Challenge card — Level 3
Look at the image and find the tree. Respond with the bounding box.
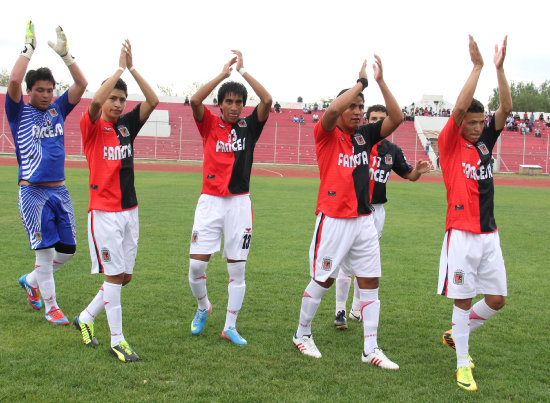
[157,84,178,97]
[0,68,10,86]
[489,80,550,112]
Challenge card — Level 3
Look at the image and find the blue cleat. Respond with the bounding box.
[19,274,42,310]
[221,327,248,345]
[191,304,212,335]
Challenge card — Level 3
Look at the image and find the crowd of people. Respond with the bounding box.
[8,21,513,393]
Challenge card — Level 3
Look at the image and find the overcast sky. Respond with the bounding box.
[1,0,548,107]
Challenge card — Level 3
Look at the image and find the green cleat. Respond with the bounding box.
[73,316,99,347]
[110,340,140,363]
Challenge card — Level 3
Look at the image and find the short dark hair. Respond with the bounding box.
[337,88,365,103]
[467,98,484,113]
[218,81,247,106]
[25,67,55,90]
[101,78,128,97]
[366,104,387,120]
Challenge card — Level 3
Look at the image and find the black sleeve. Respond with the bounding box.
[246,106,267,141]
[482,114,503,152]
[118,104,145,141]
[391,143,414,178]
[356,119,383,150]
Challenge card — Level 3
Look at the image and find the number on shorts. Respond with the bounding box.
[242,233,252,249]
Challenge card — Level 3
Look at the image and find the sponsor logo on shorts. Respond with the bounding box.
[192,231,199,243]
[384,154,393,165]
[34,231,42,242]
[238,120,247,127]
[328,191,336,196]
[455,204,464,210]
[354,134,365,145]
[207,174,215,179]
[477,142,489,155]
[119,126,130,137]
[322,257,332,271]
[101,248,111,263]
[453,270,464,285]
[48,109,58,117]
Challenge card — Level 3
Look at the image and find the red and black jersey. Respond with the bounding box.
[438,114,501,233]
[80,105,144,212]
[195,106,266,196]
[314,120,382,218]
[369,139,413,204]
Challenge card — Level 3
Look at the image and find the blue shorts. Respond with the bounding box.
[18,185,76,250]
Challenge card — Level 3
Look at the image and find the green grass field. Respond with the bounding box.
[0,165,549,402]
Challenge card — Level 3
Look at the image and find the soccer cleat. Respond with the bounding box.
[293,334,322,358]
[362,347,399,370]
[221,327,248,345]
[334,310,348,329]
[191,304,212,335]
[349,309,361,321]
[72,316,99,347]
[19,274,42,310]
[456,366,477,391]
[443,330,475,368]
[44,307,69,325]
[110,340,140,363]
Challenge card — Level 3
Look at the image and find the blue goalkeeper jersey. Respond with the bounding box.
[6,90,76,183]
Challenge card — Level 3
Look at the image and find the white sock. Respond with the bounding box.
[26,270,38,288]
[225,261,246,330]
[469,298,498,332]
[35,248,57,312]
[296,280,329,337]
[352,277,361,311]
[188,259,210,310]
[103,282,124,347]
[80,285,105,323]
[335,273,351,314]
[452,305,471,368]
[360,288,380,354]
[52,251,74,273]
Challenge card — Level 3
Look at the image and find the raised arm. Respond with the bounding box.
[453,35,484,127]
[88,45,127,122]
[48,26,87,105]
[232,50,272,122]
[374,54,404,138]
[123,40,159,123]
[404,160,431,181]
[493,36,512,130]
[8,21,35,103]
[321,60,368,132]
[190,57,236,122]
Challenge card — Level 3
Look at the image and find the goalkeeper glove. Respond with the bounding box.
[21,20,36,60]
[48,26,75,66]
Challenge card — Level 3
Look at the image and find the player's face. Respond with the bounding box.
[27,80,54,111]
[220,93,244,124]
[339,96,364,132]
[102,89,127,122]
[367,111,387,124]
[460,112,485,143]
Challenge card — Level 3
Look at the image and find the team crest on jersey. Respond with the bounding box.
[101,248,111,263]
[453,270,464,285]
[477,142,489,155]
[48,109,58,117]
[384,154,393,165]
[119,126,130,137]
[34,231,42,242]
[192,231,199,243]
[322,257,332,271]
[354,134,366,145]
[238,120,247,128]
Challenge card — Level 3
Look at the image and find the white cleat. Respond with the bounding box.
[362,347,399,370]
[293,334,322,358]
[349,310,361,321]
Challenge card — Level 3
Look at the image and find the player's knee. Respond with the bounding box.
[486,295,506,311]
[227,262,246,285]
[122,273,133,286]
[54,243,76,255]
[189,258,208,278]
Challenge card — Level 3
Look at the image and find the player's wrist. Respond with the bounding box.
[61,52,75,66]
[357,77,368,90]
[21,44,34,60]
[238,67,246,76]
[129,66,135,72]
[118,66,125,72]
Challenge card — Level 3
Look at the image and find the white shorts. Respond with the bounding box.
[437,229,507,299]
[189,194,253,260]
[371,204,386,240]
[88,208,139,276]
[309,213,381,282]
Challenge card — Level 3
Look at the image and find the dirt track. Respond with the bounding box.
[1,157,548,188]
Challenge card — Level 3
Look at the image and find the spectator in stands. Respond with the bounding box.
[314,102,318,111]
[292,115,299,123]
[299,115,305,124]
[274,101,281,113]
[184,96,190,106]
[534,128,541,137]
[529,112,534,123]
[547,116,550,127]
[538,113,544,121]
[312,113,319,123]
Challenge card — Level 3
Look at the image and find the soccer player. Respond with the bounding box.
[293,56,403,369]
[188,50,272,345]
[334,104,431,329]
[73,40,159,362]
[437,36,511,391]
[8,21,87,324]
